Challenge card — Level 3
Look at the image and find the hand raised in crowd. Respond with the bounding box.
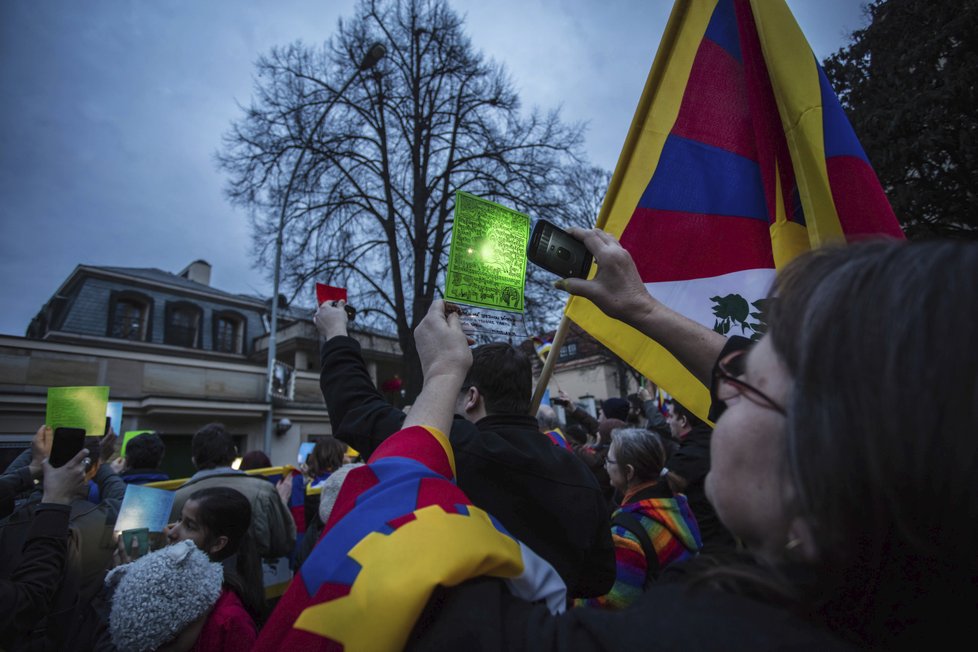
[40,447,90,505]
[110,457,127,474]
[27,425,53,480]
[555,228,658,323]
[414,300,472,382]
[314,300,351,341]
[403,300,473,435]
[99,429,118,464]
[552,389,572,408]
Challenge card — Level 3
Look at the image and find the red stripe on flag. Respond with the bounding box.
[673,39,754,160]
[826,157,905,240]
[620,207,775,282]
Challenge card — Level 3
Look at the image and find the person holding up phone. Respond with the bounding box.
[0,446,89,648]
[0,425,126,650]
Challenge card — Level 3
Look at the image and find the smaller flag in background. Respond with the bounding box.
[533,336,552,364]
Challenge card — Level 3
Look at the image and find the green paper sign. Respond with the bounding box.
[445,192,529,313]
[121,430,154,457]
[46,386,110,435]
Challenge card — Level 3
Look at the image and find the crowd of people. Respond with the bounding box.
[1,229,975,650]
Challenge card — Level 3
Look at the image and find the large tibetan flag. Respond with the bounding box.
[566,0,903,421]
[253,424,566,652]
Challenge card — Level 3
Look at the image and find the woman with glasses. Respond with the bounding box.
[574,427,701,610]
[411,231,977,651]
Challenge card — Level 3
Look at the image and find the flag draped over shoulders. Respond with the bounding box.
[565,0,903,422]
[254,425,566,652]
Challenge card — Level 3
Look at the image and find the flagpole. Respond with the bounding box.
[529,314,572,414]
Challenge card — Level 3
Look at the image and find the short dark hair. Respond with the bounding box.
[565,424,588,447]
[125,432,165,469]
[238,450,271,470]
[671,400,707,430]
[307,437,347,476]
[462,342,532,415]
[186,486,252,561]
[601,397,630,421]
[192,423,237,470]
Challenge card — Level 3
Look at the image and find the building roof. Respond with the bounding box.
[93,266,264,305]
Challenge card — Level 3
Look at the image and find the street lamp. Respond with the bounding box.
[263,42,386,455]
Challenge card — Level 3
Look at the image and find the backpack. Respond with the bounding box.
[612,510,660,589]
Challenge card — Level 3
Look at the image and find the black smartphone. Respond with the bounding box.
[50,427,86,468]
[527,219,593,278]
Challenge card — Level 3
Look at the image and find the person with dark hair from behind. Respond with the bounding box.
[165,486,264,636]
[239,449,272,471]
[116,431,169,484]
[663,399,737,551]
[315,303,615,599]
[575,427,701,610]
[0,442,89,648]
[170,423,296,565]
[301,436,347,535]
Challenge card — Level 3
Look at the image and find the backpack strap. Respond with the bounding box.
[612,510,660,589]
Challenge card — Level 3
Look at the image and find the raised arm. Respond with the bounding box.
[403,300,472,435]
[557,228,727,388]
[315,299,408,457]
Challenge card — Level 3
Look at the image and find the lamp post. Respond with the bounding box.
[263,42,386,455]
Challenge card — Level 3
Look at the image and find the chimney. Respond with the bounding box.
[179,260,212,286]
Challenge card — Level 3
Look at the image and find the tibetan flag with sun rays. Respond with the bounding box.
[253,425,566,652]
[566,0,903,422]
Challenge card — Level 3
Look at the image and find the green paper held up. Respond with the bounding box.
[46,386,110,435]
[445,191,529,313]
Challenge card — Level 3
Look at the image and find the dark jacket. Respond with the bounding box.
[0,463,124,651]
[666,425,736,551]
[320,335,615,598]
[0,504,71,648]
[407,576,858,652]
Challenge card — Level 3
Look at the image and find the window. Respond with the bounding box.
[558,342,579,361]
[213,311,246,354]
[108,292,152,341]
[164,302,202,348]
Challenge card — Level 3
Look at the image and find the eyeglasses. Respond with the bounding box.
[714,349,787,416]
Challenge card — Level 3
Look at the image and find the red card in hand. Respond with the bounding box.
[316,283,347,306]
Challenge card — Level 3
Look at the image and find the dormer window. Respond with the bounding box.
[213,311,246,354]
[108,292,152,341]
[164,302,202,348]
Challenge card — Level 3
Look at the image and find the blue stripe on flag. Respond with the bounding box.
[818,61,869,163]
[638,135,769,222]
[705,0,741,62]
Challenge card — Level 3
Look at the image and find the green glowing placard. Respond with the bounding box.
[445,192,529,312]
[45,386,110,435]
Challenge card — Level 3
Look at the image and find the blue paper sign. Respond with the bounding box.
[115,484,176,533]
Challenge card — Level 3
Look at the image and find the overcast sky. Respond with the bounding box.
[0,0,869,336]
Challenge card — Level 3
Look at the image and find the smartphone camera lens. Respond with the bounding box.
[556,246,572,261]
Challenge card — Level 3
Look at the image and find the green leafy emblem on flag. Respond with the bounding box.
[710,294,771,341]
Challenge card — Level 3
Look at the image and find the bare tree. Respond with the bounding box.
[219,0,586,398]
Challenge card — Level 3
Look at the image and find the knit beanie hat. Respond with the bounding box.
[105,540,223,652]
[601,397,630,421]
